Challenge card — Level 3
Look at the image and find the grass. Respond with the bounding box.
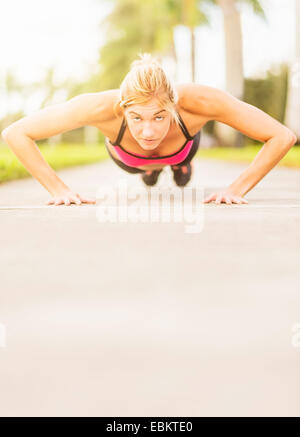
[0,142,108,183]
[0,140,299,184]
[196,142,300,168]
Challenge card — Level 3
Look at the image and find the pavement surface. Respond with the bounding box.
[0,157,300,417]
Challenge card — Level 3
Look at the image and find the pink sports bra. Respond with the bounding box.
[107,111,195,167]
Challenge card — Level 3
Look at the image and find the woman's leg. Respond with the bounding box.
[141,168,163,186]
[170,130,201,185]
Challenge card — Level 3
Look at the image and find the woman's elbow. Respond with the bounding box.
[286,130,297,146]
[277,129,298,149]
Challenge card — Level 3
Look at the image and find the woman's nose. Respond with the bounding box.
[142,125,155,138]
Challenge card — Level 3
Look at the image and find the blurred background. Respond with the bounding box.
[0,0,299,182]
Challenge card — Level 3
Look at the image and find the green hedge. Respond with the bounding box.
[1,139,299,186]
[196,142,300,168]
[0,143,108,183]
[203,63,289,142]
[243,63,289,125]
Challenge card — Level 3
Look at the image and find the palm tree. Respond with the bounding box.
[285,0,300,142]
[215,0,265,98]
[96,0,181,90]
[96,0,267,147]
[211,0,266,147]
[96,0,210,88]
[180,0,209,82]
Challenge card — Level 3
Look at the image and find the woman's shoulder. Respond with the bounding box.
[76,89,122,134]
[176,82,223,117]
[88,83,220,122]
[87,84,217,136]
[86,89,121,122]
[174,83,217,134]
[89,83,221,117]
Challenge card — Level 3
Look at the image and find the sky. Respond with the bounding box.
[0,0,296,117]
[0,0,112,85]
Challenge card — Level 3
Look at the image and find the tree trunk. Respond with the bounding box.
[284,0,300,141]
[191,27,196,83]
[214,0,244,147]
[84,126,99,145]
[48,134,62,147]
[170,38,177,65]
[162,38,178,82]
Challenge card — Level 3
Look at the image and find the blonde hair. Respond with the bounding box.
[114,53,180,126]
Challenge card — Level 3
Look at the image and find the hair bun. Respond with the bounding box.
[130,52,161,69]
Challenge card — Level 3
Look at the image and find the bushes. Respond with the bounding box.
[0,143,108,183]
[203,63,289,142]
[243,63,288,124]
[196,142,300,168]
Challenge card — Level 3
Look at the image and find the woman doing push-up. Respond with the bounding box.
[1,53,297,206]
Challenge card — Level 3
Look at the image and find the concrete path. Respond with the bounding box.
[0,157,300,417]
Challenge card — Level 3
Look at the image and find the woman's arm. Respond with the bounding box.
[1,91,117,205]
[182,84,297,204]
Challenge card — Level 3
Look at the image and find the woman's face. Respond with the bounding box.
[124,98,172,150]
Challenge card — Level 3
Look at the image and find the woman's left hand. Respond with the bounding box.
[203,190,248,205]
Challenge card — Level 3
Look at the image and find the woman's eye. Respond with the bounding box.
[132,116,164,121]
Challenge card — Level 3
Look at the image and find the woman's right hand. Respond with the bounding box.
[46,189,96,206]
